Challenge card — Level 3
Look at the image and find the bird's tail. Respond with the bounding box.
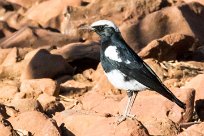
[172,94,186,109]
[158,84,186,109]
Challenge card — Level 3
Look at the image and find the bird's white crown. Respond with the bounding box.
[91,20,120,32]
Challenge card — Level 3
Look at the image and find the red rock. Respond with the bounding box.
[184,74,204,120]
[86,118,149,136]
[144,59,167,80]
[13,48,33,63]
[15,129,31,136]
[0,27,35,48]
[83,0,95,3]
[20,78,60,97]
[0,62,25,79]
[21,49,74,80]
[0,27,77,48]
[0,103,18,119]
[138,33,195,61]
[178,122,204,136]
[0,119,16,136]
[0,21,14,38]
[0,48,26,79]
[55,75,72,84]
[25,0,82,26]
[37,93,64,115]
[2,10,31,30]
[0,85,18,102]
[168,88,195,123]
[119,88,195,135]
[195,99,204,120]
[26,0,63,25]
[120,2,204,52]
[51,41,100,61]
[168,68,184,79]
[6,0,41,8]
[5,106,18,118]
[120,91,167,120]
[141,118,180,136]
[8,98,42,112]
[82,68,95,81]
[36,79,59,96]
[0,104,9,118]
[75,0,165,43]
[65,0,82,7]
[184,74,204,101]
[3,0,165,46]
[192,46,204,61]
[54,109,149,136]
[8,111,61,136]
[0,49,12,65]
[183,0,204,6]
[60,78,93,97]
[13,92,26,99]
[23,49,41,60]
[164,78,181,88]
[80,91,120,115]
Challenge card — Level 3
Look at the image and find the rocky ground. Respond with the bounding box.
[0,0,204,135]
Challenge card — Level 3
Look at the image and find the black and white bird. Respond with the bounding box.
[83,20,186,123]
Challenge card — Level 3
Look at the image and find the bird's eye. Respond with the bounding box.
[98,25,104,30]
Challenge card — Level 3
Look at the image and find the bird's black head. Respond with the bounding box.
[90,20,120,38]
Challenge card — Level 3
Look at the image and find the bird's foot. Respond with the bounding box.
[116,114,136,125]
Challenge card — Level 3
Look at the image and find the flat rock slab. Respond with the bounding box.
[54,109,149,136]
[8,111,61,136]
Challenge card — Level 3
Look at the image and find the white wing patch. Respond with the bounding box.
[104,46,132,64]
[104,46,122,62]
[105,69,147,91]
[125,60,131,64]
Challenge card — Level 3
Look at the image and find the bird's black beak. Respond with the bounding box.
[79,25,94,31]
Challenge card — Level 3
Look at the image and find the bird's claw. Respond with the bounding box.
[116,114,136,124]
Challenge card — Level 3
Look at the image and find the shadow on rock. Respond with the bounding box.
[195,99,204,121]
[60,123,75,136]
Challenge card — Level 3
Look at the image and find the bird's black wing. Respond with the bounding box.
[110,35,166,91]
[110,35,185,109]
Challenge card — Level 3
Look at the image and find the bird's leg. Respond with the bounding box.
[117,91,138,124]
[126,91,137,118]
[124,91,134,116]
